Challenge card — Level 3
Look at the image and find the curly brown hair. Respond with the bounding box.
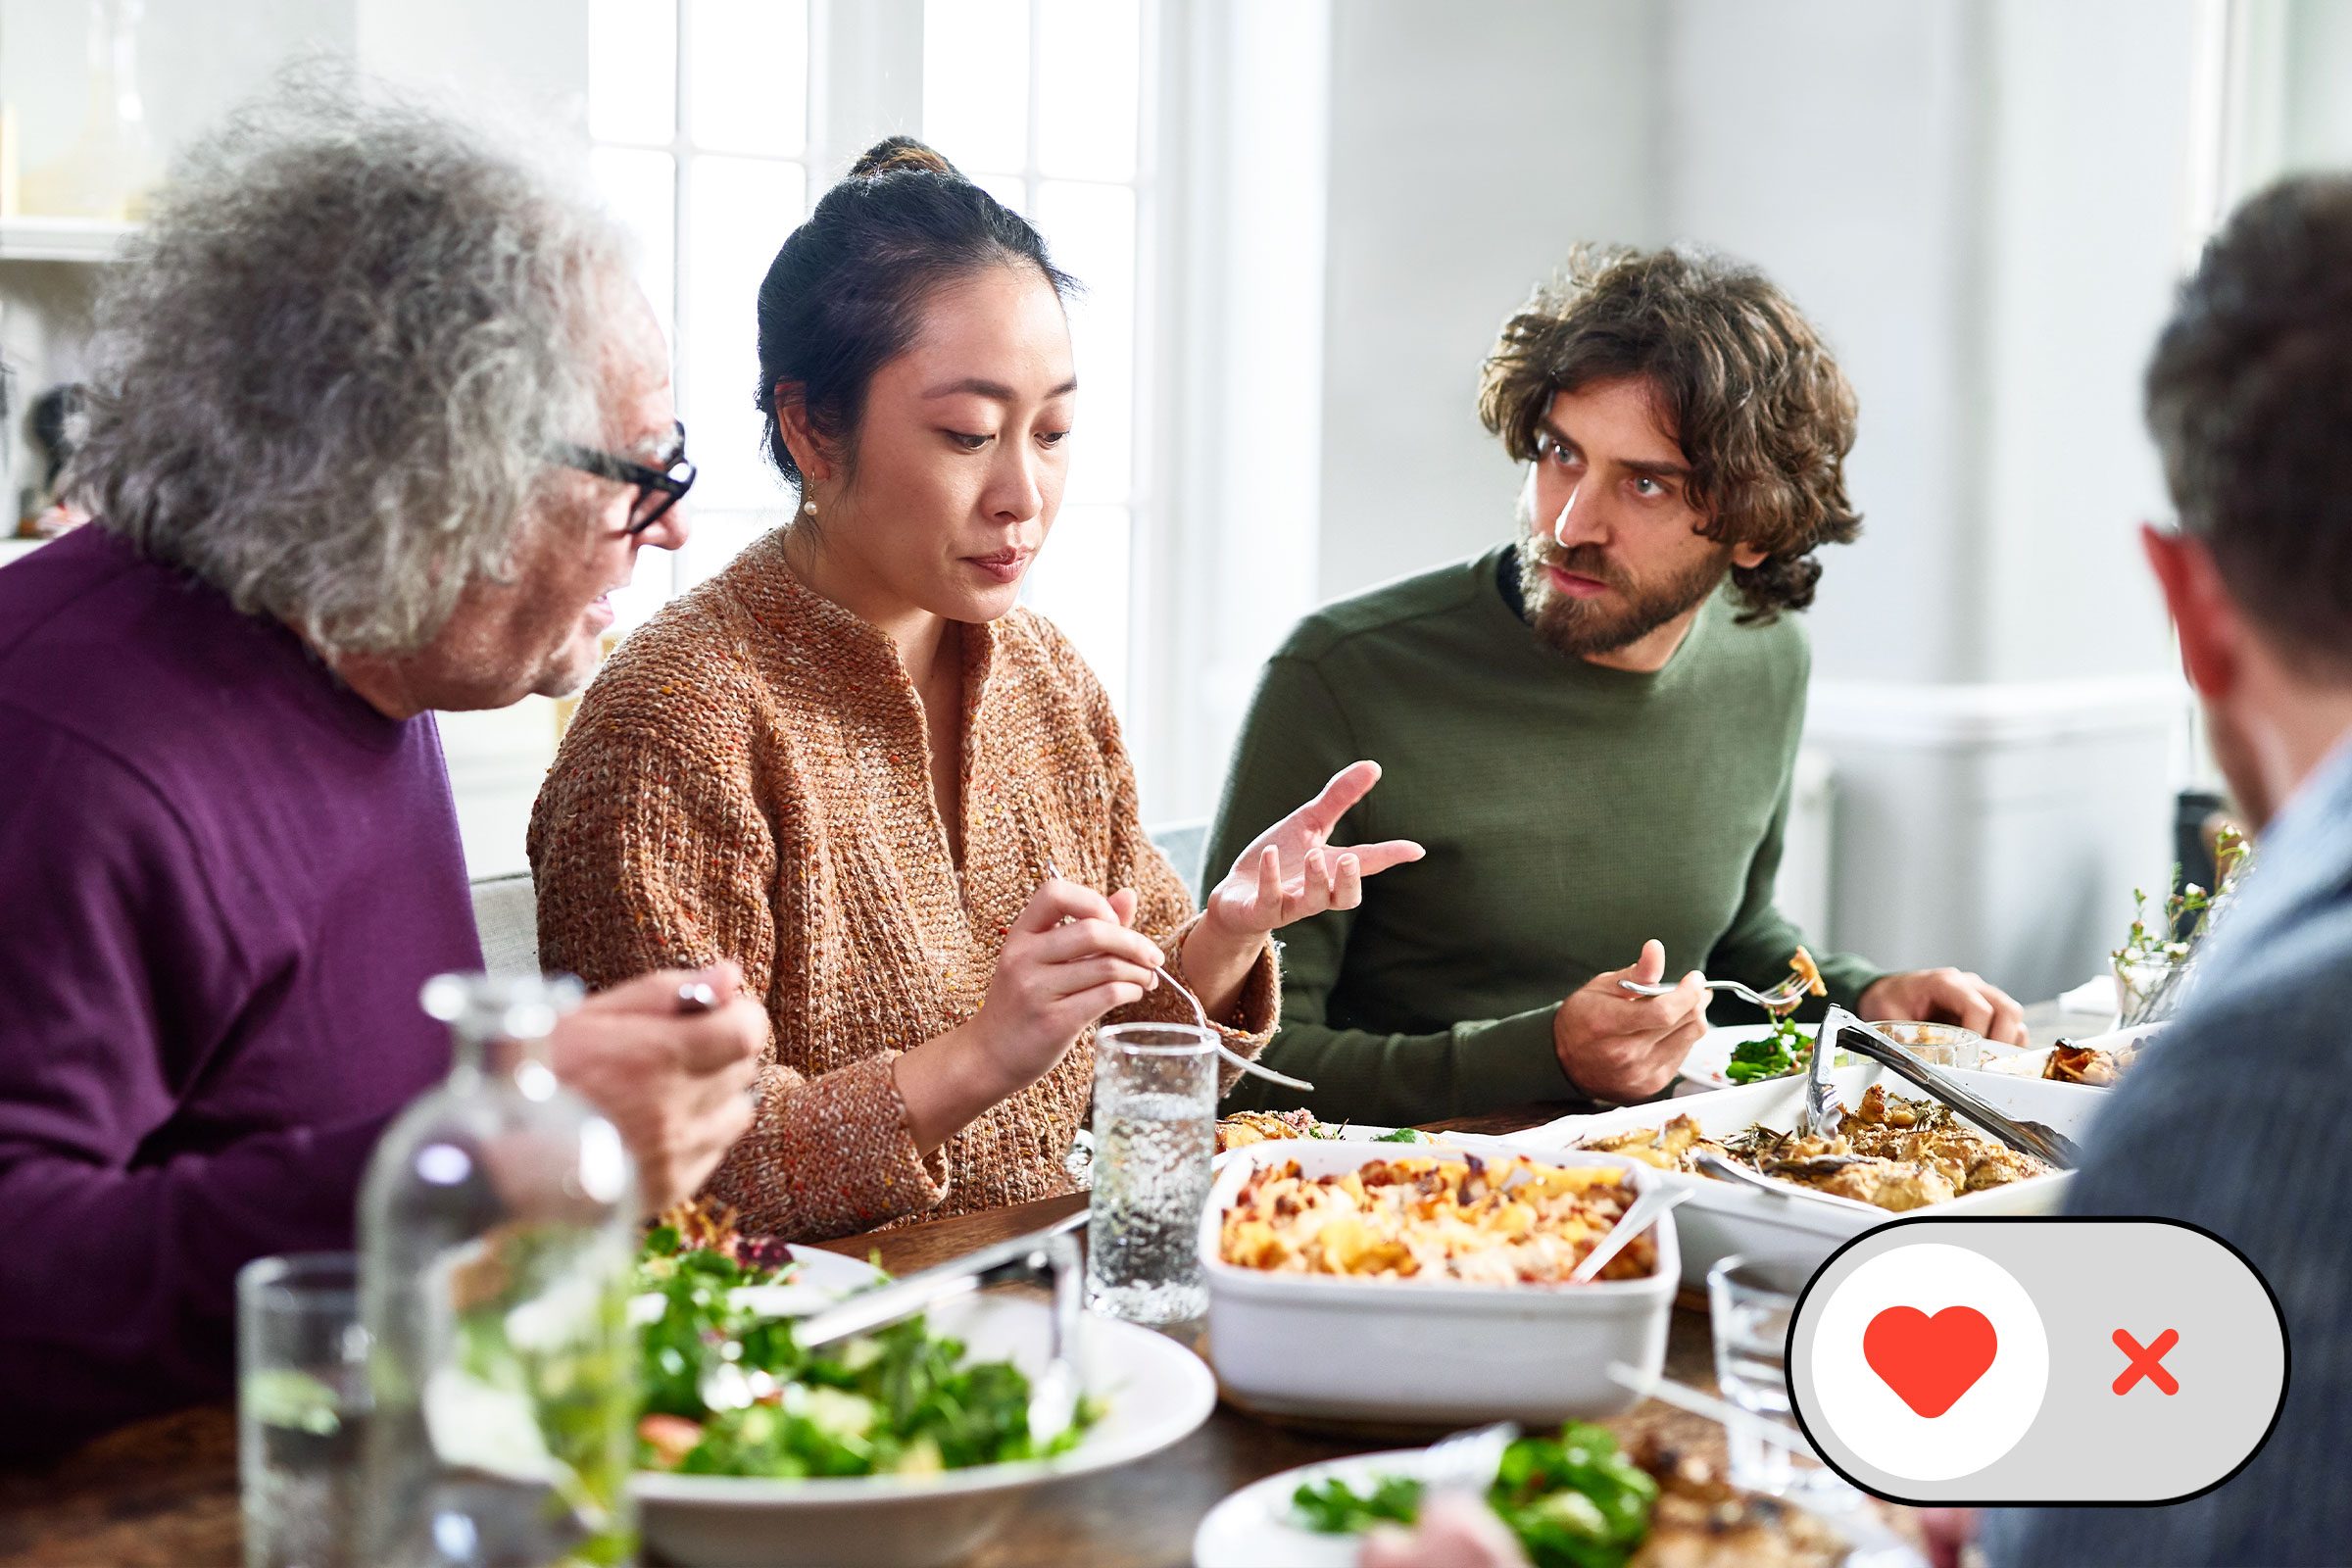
[1477,244,1861,622]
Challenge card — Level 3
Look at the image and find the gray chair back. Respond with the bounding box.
[1148,817,1211,904]
[469,871,542,980]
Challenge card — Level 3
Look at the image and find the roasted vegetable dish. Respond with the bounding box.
[1583,1086,2051,1212]
[2042,1039,2139,1086]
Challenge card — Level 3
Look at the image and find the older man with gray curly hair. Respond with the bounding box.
[0,83,764,1458]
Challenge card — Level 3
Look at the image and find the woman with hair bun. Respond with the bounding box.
[531,138,1419,1239]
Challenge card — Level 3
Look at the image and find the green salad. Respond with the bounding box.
[1293,1422,1660,1568]
[632,1218,1094,1479]
[1723,1013,1814,1084]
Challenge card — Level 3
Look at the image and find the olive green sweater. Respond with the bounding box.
[1206,545,1883,1125]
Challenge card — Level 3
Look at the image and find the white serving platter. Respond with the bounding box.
[1201,1141,1676,1424]
[1460,1063,2109,1289]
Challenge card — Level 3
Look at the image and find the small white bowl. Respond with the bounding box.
[633,1261,1215,1568]
[1200,1142,1676,1425]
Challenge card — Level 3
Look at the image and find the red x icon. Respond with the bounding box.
[2113,1328,2180,1396]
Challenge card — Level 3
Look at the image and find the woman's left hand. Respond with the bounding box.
[1201,760,1423,942]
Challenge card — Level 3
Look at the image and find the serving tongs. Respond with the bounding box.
[780,1210,1088,1440]
[1814,1005,2081,1168]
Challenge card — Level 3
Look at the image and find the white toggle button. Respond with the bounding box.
[1787,1217,2285,1504]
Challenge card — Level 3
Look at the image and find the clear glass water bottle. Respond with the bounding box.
[359,974,640,1566]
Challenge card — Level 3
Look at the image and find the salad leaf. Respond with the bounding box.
[1372,1126,1427,1144]
[631,1232,1094,1479]
[1293,1472,1426,1532]
[1724,1014,1812,1084]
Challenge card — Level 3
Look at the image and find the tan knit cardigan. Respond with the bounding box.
[528,530,1278,1240]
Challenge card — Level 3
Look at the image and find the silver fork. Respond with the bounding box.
[1042,858,1314,1094]
[1618,973,1811,1013]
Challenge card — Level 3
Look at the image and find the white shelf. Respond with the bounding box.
[0,218,137,264]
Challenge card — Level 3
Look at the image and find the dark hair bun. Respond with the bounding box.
[849,136,958,180]
[757,134,1071,491]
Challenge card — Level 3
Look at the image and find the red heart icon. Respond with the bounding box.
[1863,1305,1998,1418]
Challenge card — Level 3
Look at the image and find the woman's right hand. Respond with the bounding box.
[966,878,1164,1093]
[893,877,1167,1153]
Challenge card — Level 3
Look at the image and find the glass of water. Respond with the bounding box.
[1087,1022,1217,1325]
[1707,1252,1853,1510]
[238,1252,369,1568]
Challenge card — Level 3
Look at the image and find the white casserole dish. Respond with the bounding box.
[1464,1063,2107,1290]
[1200,1141,1676,1424]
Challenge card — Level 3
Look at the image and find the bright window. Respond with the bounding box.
[924,0,1151,715]
[588,0,812,627]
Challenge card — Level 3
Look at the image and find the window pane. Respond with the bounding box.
[688,0,808,156]
[1023,506,1132,714]
[676,510,776,590]
[682,156,806,512]
[1035,180,1135,505]
[590,0,678,146]
[609,545,677,635]
[590,147,678,345]
[976,172,1029,215]
[1035,0,1139,181]
[922,0,1029,175]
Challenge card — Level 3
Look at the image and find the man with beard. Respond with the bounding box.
[1206,245,2024,1122]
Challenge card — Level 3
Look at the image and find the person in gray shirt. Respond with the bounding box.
[1977,173,2352,1565]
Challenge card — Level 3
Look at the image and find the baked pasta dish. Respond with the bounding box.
[1218,1153,1655,1284]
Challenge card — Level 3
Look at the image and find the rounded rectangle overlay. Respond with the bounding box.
[1785,1216,2286,1506]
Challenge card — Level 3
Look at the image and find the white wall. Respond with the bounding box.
[1293,0,2210,1000]
[1313,0,1667,606]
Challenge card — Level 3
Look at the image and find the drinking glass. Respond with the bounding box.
[1707,1252,1854,1510]
[1087,1023,1217,1325]
[238,1252,369,1568]
[1871,1020,1984,1070]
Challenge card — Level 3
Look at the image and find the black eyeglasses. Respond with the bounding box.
[552,419,697,535]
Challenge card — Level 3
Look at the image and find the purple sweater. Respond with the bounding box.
[0,527,479,1458]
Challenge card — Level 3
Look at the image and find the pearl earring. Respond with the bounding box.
[803,499,818,517]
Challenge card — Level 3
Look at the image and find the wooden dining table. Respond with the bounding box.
[0,1098,1944,1568]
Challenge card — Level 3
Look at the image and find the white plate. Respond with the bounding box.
[633,1254,1218,1568]
[1487,1063,2104,1289]
[1211,1124,1432,1171]
[1192,1445,1926,1568]
[1676,1023,1850,1089]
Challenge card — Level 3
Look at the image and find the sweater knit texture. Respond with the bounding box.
[529,529,1277,1240]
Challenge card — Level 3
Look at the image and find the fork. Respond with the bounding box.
[1418,1421,1518,1496]
[1042,859,1314,1094]
[1618,973,1812,1013]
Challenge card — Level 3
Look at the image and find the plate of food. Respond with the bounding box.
[1215,1109,1429,1156]
[1193,1420,1921,1568]
[1979,1023,2160,1087]
[1492,1062,2094,1288]
[628,1210,1217,1568]
[1676,1016,1851,1089]
[1672,949,1838,1087]
[1202,1143,1675,1423]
